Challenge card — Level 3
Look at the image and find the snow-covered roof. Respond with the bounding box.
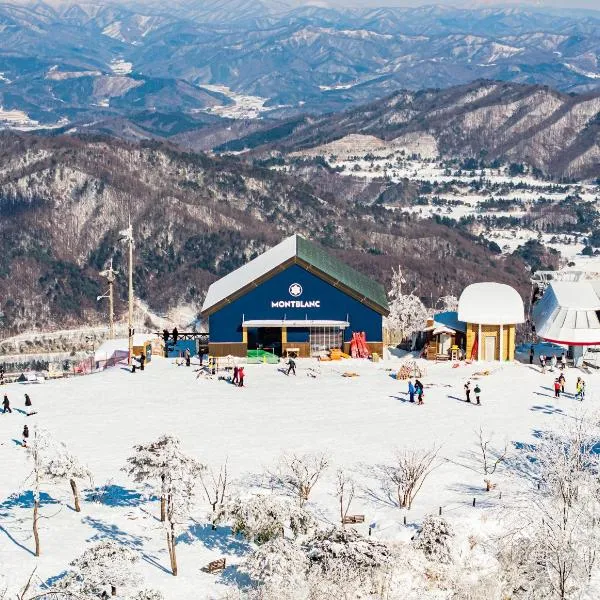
[201,234,389,316]
[458,283,525,325]
[532,281,600,345]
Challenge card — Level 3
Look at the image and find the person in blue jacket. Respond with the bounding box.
[408,379,416,403]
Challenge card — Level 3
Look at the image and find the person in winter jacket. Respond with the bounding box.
[560,352,567,370]
[184,348,191,367]
[529,346,535,365]
[22,425,29,447]
[286,358,296,376]
[139,352,146,371]
[474,384,481,405]
[232,366,239,385]
[539,354,546,374]
[172,327,179,345]
[554,378,561,398]
[408,379,415,403]
[415,379,424,404]
[551,355,557,372]
[464,380,471,403]
[238,366,245,387]
[558,373,566,394]
[2,394,11,413]
[24,393,32,407]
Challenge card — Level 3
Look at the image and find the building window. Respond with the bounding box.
[309,327,343,354]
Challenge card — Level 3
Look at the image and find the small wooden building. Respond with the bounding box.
[423,311,467,360]
[458,283,525,361]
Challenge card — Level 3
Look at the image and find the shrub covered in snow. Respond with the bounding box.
[413,514,455,564]
[219,494,316,544]
[243,537,309,587]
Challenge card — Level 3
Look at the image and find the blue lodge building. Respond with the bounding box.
[201,234,389,358]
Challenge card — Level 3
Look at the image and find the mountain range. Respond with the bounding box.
[0,1,598,126]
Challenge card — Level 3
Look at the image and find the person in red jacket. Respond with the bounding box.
[554,378,561,398]
[238,366,245,387]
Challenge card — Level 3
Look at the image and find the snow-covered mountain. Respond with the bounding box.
[0,1,598,125]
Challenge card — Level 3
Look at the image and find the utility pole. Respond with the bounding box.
[120,217,135,366]
[98,258,117,339]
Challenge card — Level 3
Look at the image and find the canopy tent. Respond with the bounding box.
[532,281,600,345]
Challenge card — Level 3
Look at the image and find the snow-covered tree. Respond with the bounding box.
[412,514,454,564]
[500,417,600,599]
[218,494,315,544]
[477,428,508,492]
[335,469,355,526]
[387,267,429,341]
[44,441,91,513]
[123,435,181,522]
[199,459,229,528]
[243,537,309,587]
[435,295,459,313]
[130,590,164,600]
[63,540,141,597]
[385,446,439,509]
[270,452,329,507]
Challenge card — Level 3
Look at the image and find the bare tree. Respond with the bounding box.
[385,446,439,509]
[199,459,229,529]
[477,428,508,491]
[271,452,329,507]
[336,470,355,525]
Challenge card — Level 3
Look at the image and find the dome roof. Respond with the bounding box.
[458,283,525,325]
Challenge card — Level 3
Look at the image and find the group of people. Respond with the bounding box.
[552,373,586,401]
[162,327,179,345]
[2,392,33,446]
[533,348,567,373]
[232,366,245,387]
[464,380,482,405]
[407,378,425,405]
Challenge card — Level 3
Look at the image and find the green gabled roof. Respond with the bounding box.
[296,236,389,315]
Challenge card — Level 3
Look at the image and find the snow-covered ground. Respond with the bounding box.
[196,85,284,120]
[1,352,597,597]
[110,59,134,76]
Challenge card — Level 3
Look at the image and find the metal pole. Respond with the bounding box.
[128,219,134,366]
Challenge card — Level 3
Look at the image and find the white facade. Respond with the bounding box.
[458,282,525,325]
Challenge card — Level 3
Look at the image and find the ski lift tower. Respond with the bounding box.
[120,218,135,366]
[98,258,118,339]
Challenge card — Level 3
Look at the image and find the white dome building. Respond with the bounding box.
[458,283,525,361]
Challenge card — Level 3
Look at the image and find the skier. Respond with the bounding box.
[24,393,32,407]
[286,357,296,376]
[172,327,179,346]
[539,354,546,374]
[232,366,239,385]
[474,383,481,405]
[415,379,424,404]
[2,394,11,413]
[558,373,565,394]
[553,378,561,398]
[22,425,29,448]
[550,354,557,372]
[238,366,245,387]
[464,380,471,403]
[184,348,191,367]
[408,378,415,403]
[529,345,535,365]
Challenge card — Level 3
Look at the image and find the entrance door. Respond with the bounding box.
[484,336,496,361]
[439,334,451,354]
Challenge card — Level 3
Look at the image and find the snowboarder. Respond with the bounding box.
[238,366,245,387]
[184,348,191,367]
[464,380,471,403]
[474,383,481,405]
[2,394,11,413]
[232,366,239,385]
[551,354,557,372]
[408,378,415,403]
[415,379,424,404]
[286,358,296,376]
[24,393,31,407]
[554,378,561,398]
[529,345,535,365]
[22,425,29,447]
[558,373,565,394]
[539,354,546,374]
[172,327,179,346]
